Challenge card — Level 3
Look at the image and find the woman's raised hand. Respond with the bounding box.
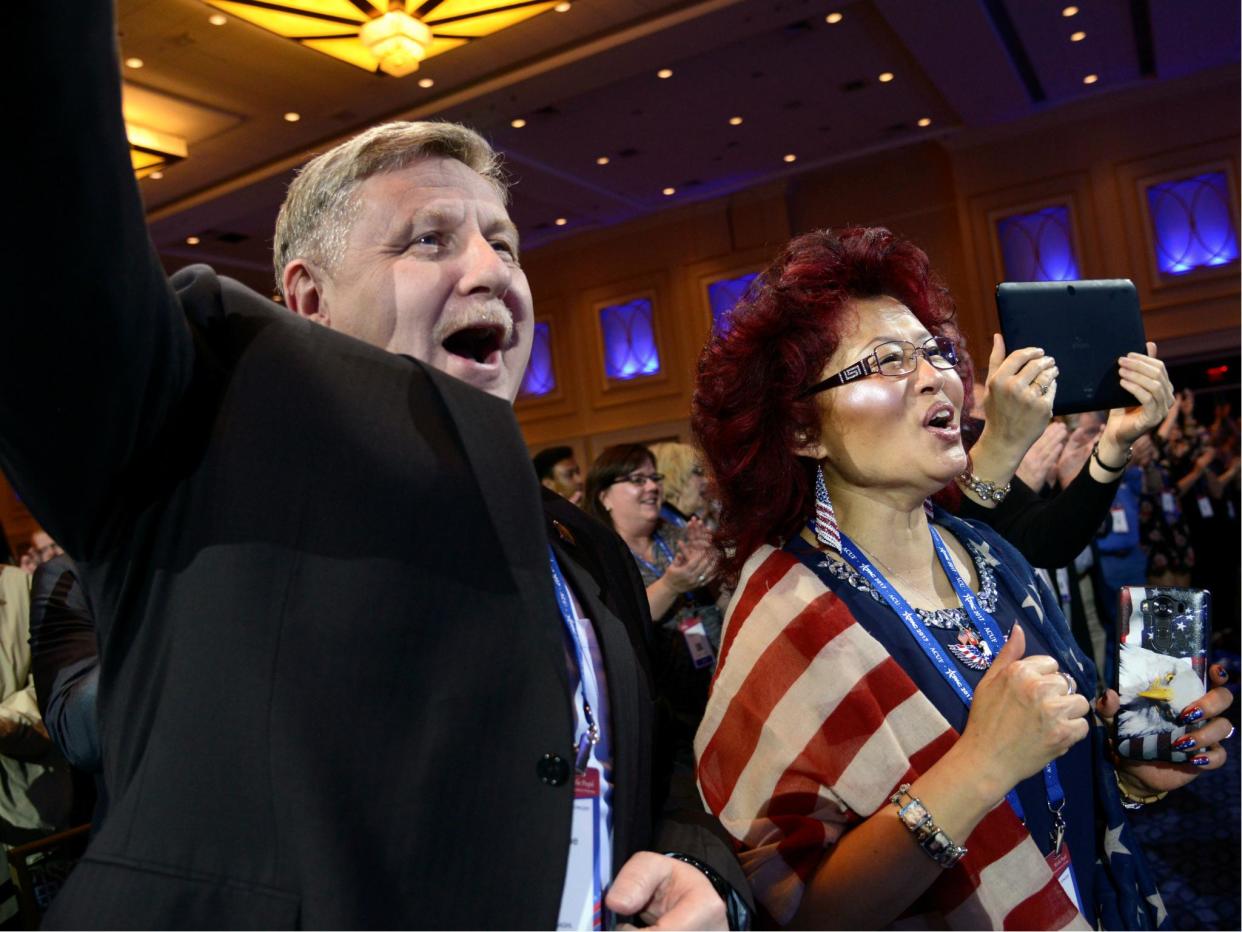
[1101,342,1175,453]
[953,625,1091,805]
[663,536,718,594]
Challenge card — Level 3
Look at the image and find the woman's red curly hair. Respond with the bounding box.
[692,226,974,582]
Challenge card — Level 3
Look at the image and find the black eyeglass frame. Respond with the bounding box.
[609,471,665,487]
[799,335,959,398]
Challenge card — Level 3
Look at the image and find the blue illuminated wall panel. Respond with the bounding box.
[707,273,758,333]
[1145,171,1239,275]
[518,321,555,397]
[600,298,661,380]
[995,205,1080,281]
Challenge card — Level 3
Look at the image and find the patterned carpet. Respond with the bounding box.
[1127,650,1240,931]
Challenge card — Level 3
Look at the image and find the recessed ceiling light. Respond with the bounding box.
[1083,73,1098,84]
[283,112,301,122]
[186,235,200,246]
[657,68,673,79]
[1062,5,1079,16]
[662,186,676,196]
[554,217,568,226]
[595,156,610,165]
[825,12,843,24]
[554,1,571,11]
[510,118,527,128]
[783,153,797,163]
[125,57,144,69]
[208,13,227,26]
[917,117,932,127]
[148,170,164,180]
[878,71,894,83]
[1070,30,1086,41]
[728,116,744,126]
[418,77,435,88]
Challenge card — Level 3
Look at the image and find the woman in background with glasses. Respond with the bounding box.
[691,227,1230,930]
[586,444,727,737]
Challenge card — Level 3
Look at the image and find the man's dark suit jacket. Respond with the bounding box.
[4,5,743,927]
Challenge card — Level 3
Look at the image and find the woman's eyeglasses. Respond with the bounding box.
[613,472,664,486]
[800,335,958,397]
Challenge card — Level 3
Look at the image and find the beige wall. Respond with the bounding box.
[517,67,1240,463]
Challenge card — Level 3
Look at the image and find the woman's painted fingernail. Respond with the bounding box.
[1192,755,1211,767]
[1180,707,1204,725]
[1213,664,1229,682]
[1173,735,1197,751]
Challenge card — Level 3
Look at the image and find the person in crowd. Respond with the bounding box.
[649,442,714,529]
[953,338,1174,572]
[533,445,585,506]
[692,227,1232,929]
[5,6,748,928]
[0,564,75,922]
[585,446,726,732]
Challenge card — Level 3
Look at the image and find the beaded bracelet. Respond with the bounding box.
[956,470,1011,504]
[1114,772,1168,810]
[890,784,967,868]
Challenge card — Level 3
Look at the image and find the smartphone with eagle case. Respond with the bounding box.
[1114,586,1210,761]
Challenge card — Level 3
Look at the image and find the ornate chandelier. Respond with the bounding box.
[205,0,562,78]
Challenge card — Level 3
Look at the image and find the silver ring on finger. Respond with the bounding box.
[1058,671,1076,695]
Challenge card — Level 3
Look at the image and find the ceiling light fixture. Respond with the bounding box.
[1061,5,1079,16]
[203,0,561,78]
[283,112,301,122]
[662,187,676,196]
[657,68,673,79]
[186,236,201,246]
[510,117,527,128]
[554,1,571,11]
[878,71,894,83]
[1083,73,1098,84]
[148,170,164,180]
[825,12,843,24]
[728,116,743,126]
[917,117,932,127]
[554,217,567,226]
[125,122,188,180]
[1070,30,1086,41]
[595,156,610,165]
[208,13,227,26]
[125,57,144,69]
[418,77,435,88]
[783,154,797,163]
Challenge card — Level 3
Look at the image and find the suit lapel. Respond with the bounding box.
[419,364,569,695]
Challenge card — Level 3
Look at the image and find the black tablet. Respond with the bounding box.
[995,279,1147,416]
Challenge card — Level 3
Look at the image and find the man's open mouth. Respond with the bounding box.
[442,324,506,365]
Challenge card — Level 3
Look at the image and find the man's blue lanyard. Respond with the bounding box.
[836,527,1066,827]
[548,546,606,930]
[629,533,675,578]
[547,547,600,772]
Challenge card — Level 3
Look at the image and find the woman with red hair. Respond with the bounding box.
[692,227,1230,930]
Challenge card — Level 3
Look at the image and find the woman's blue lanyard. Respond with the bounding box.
[630,533,675,579]
[836,527,1067,837]
[547,547,600,773]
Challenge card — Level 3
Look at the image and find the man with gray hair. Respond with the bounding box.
[6,4,745,929]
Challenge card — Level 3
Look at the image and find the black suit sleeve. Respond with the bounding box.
[5,4,195,558]
[29,557,102,772]
[957,466,1122,568]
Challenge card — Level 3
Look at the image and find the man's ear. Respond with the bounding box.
[282,259,330,326]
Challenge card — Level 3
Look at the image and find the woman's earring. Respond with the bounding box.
[814,465,842,554]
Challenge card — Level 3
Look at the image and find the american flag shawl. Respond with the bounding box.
[696,508,1169,930]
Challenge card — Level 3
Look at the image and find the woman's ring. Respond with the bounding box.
[1039,378,1052,396]
[1058,671,1076,695]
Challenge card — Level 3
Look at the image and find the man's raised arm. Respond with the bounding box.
[5,3,195,557]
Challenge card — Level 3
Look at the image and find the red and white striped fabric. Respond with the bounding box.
[695,545,1088,930]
